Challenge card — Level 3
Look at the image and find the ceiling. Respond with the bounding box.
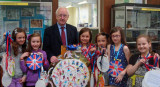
[59,0,97,7]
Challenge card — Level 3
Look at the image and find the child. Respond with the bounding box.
[107,27,130,87]
[0,28,27,87]
[127,34,159,87]
[20,33,49,87]
[79,28,100,86]
[95,32,109,86]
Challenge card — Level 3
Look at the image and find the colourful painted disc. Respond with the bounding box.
[52,59,89,87]
[108,61,123,77]
[26,53,42,70]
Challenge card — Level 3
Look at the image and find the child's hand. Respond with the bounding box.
[19,76,26,83]
[101,48,106,54]
[90,47,96,53]
[139,59,146,65]
[50,56,59,63]
[3,32,6,39]
[20,52,29,60]
[37,52,43,60]
[115,71,125,83]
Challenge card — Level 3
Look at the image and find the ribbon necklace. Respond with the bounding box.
[5,31,13,70]
[114,44,122,61]
[142,53,154,71]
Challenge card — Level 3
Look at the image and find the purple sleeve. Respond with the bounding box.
[42,51,49,70]
[20,60,28,73]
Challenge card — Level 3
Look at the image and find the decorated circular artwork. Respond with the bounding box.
[108,61,123,77]
[97,55,109,72]
[51,59,89,87]
[26,53,42,70]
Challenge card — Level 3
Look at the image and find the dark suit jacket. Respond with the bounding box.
[43,23,78,61]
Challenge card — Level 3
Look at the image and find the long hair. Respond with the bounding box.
[79,27,92,43]
[95,32,109,48]
[110,27,126,45]
[26,33,42,53]
[136,34,154,55]
[12,28,27,56]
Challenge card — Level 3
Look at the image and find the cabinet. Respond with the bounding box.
[111,3,160,53]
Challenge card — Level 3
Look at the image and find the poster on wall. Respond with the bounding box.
[5,21,19,32]
[30,19,43,28]
[22,19,29,33]
[21,8,34,17]
[7,9,20,20]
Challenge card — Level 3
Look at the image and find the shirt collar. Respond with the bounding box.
[57,22,66,29]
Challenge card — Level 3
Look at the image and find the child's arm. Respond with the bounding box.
[107,44,111,61]
[115,45,130,83]
[127,58,146,76]
[20,52,29,73]
[123,45,130,63]
[41,51,49,70]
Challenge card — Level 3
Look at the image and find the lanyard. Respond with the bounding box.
[114,44,122,60]
[89,52,96,73]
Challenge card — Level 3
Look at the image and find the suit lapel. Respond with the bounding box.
[66,24,70,45]
[55,24,62,44]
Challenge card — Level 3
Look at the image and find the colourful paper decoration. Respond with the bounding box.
[108,61,123,77]
[51,59,89,87]
[26,53,42,70]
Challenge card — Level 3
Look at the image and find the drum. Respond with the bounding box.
[51,59,89,87]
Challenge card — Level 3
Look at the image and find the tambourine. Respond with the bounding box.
[108,61,123,77]
[97,55,109,72]
[51,59,89,87]
[142,70,160,87]
[26,53,42,70]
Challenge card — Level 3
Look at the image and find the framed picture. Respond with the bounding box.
[21,8,34,17]
[7,9,20,20]
[33,30,41,35]
[22,19,29,33]
[5,21,19,32]
[30,19,43,28]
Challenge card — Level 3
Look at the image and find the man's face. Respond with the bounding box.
[56,8,69,26]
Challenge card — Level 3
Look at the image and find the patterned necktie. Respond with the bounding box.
[61,27,66,45]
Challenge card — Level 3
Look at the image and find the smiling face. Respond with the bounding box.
[16,32,26,45]
[31,36,41,51]
[111,31,121,44]
[97,35,107,49]
[137,37,151,55]
[56,7,69,26]
[80,31,90,45]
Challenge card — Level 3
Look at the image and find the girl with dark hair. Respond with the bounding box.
[95,32,109,86]
[107,27,130,87]
[0,28,27,87]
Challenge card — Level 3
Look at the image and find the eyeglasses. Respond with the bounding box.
[58,14,68,18]
[111,35,121,38]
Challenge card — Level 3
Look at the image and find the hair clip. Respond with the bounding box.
[27,34,31,40]
[14,29,18,34]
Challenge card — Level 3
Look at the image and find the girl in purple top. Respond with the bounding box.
[20,33,49,87]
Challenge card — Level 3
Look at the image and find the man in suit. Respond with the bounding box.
[43,7,78,63]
